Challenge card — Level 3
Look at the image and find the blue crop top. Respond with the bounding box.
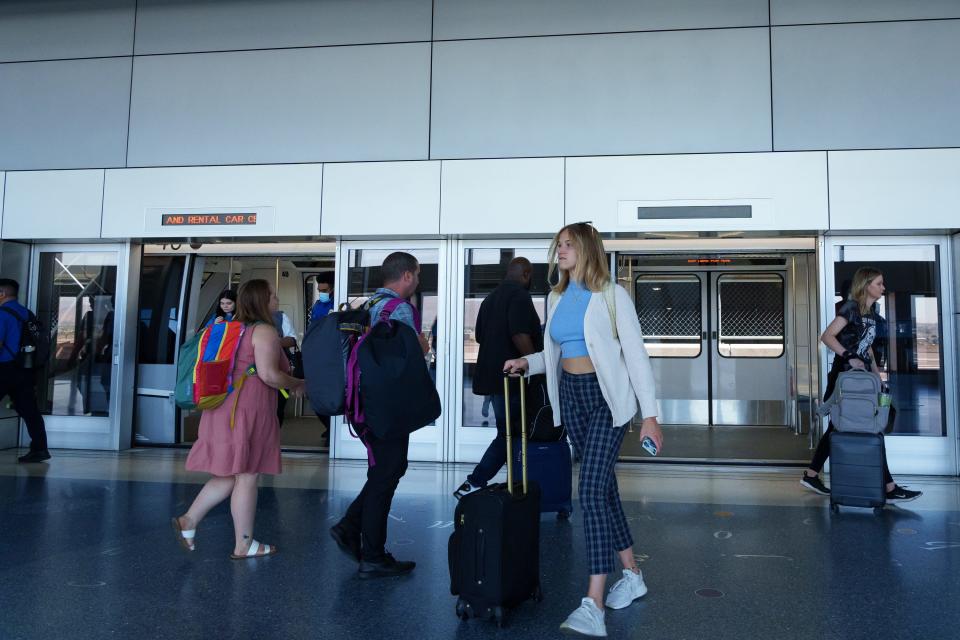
[550,280,591,358]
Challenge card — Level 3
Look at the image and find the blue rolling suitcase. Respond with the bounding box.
[513,439,573,519]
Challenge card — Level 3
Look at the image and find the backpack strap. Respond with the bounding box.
[378,297,422,333]
[602,282,618,340]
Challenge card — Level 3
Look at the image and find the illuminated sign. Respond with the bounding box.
[161,213,258,226]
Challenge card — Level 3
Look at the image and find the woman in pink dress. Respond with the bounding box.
[172,279,305,559]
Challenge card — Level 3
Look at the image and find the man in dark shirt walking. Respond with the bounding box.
[330,252,429,579]
[0,279,50,463]
[454,258,542,498]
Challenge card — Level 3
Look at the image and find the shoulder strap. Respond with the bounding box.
[602,283,618,340]
[378,297,422,333]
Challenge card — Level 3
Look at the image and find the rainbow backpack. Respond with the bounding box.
[175,319,249,414]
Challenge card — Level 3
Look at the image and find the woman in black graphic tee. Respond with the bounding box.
[800,267,921,502]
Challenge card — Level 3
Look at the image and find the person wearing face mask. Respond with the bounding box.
[309,274,335,325]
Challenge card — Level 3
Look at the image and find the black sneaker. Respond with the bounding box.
[18,450,51,463]
[329,521,361,563]
[886,486,922,503]
[800,474,830,496]
[453,479,483,500]
[358,553,415,579]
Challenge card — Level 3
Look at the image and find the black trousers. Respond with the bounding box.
[343,431,410,561]
[809,361,893,485]
[0,363,48,452]
[467,392,521,487]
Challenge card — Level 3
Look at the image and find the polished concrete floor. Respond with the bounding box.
[2,448,960,640]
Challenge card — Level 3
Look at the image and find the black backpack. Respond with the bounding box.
[356,314,442,440]
[301,302,377,416]
[0,306,49,370]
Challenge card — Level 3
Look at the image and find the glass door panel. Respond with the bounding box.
[711,272,789,426]
[134,255,188,445]
[35,251,118,417]
[833,245,946,436]
[827,239,956,475]
[630,272,709,426]
[334,244,446,462]
[461,247,549,429]
[27,246,128,451]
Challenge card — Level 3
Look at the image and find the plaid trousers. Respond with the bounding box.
[559,371,633,575]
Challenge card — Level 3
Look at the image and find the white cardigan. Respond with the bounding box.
[525,283,659,428]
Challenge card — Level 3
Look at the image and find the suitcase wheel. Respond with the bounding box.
[455,598,469,621]
[557,510,571,520]
[830,503,839,514]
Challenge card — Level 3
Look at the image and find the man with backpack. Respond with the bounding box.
[330,252,430,579]
[454,258,542,499]
[0,279,50,463]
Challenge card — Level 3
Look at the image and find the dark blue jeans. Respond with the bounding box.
[468,391,522,487]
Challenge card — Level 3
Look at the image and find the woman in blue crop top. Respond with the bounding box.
[505,223,663,637]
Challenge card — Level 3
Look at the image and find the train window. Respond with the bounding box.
[635,274,703,358]
[716,273,784,358]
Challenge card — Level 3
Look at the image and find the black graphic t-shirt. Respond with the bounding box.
[834,300,881,370]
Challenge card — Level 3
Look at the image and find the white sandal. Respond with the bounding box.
[171,517,196,552]
[230,539,278,560]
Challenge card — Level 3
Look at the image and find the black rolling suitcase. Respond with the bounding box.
[449,375,542,627]
[830,431,887,513]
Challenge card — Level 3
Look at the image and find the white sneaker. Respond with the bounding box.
[560,597,607,637]
[604,569,648,610]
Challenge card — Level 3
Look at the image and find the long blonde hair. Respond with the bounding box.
[548,222,611,293]
[849,267,883,315]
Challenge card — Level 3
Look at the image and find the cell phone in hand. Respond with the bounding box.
[641,436,658,457]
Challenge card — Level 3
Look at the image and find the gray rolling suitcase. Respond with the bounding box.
[820,370,889,513]
[829,431,886,513]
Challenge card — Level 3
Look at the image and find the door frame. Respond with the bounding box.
[25,242,138,450]
[449,238,553,463]
[331,239,451,463]
[819,234,958,475]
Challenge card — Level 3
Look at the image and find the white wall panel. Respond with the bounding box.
[431,29,771,159]
[828,149,960,231]
[2,170,105,240]
[566,152,828,233]
[135,0,431,54]
[322,162,440,236]
[0,173,4,237]
[434,0,767,39]
[0,58,132,170]
[772,0,960,25]
[127,44,430,166]
[102,165,323,238]
[440,159,563,235]
[0,0,135,62]
[773,21,960,150]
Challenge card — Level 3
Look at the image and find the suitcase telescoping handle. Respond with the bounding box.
[503,374,528,497]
